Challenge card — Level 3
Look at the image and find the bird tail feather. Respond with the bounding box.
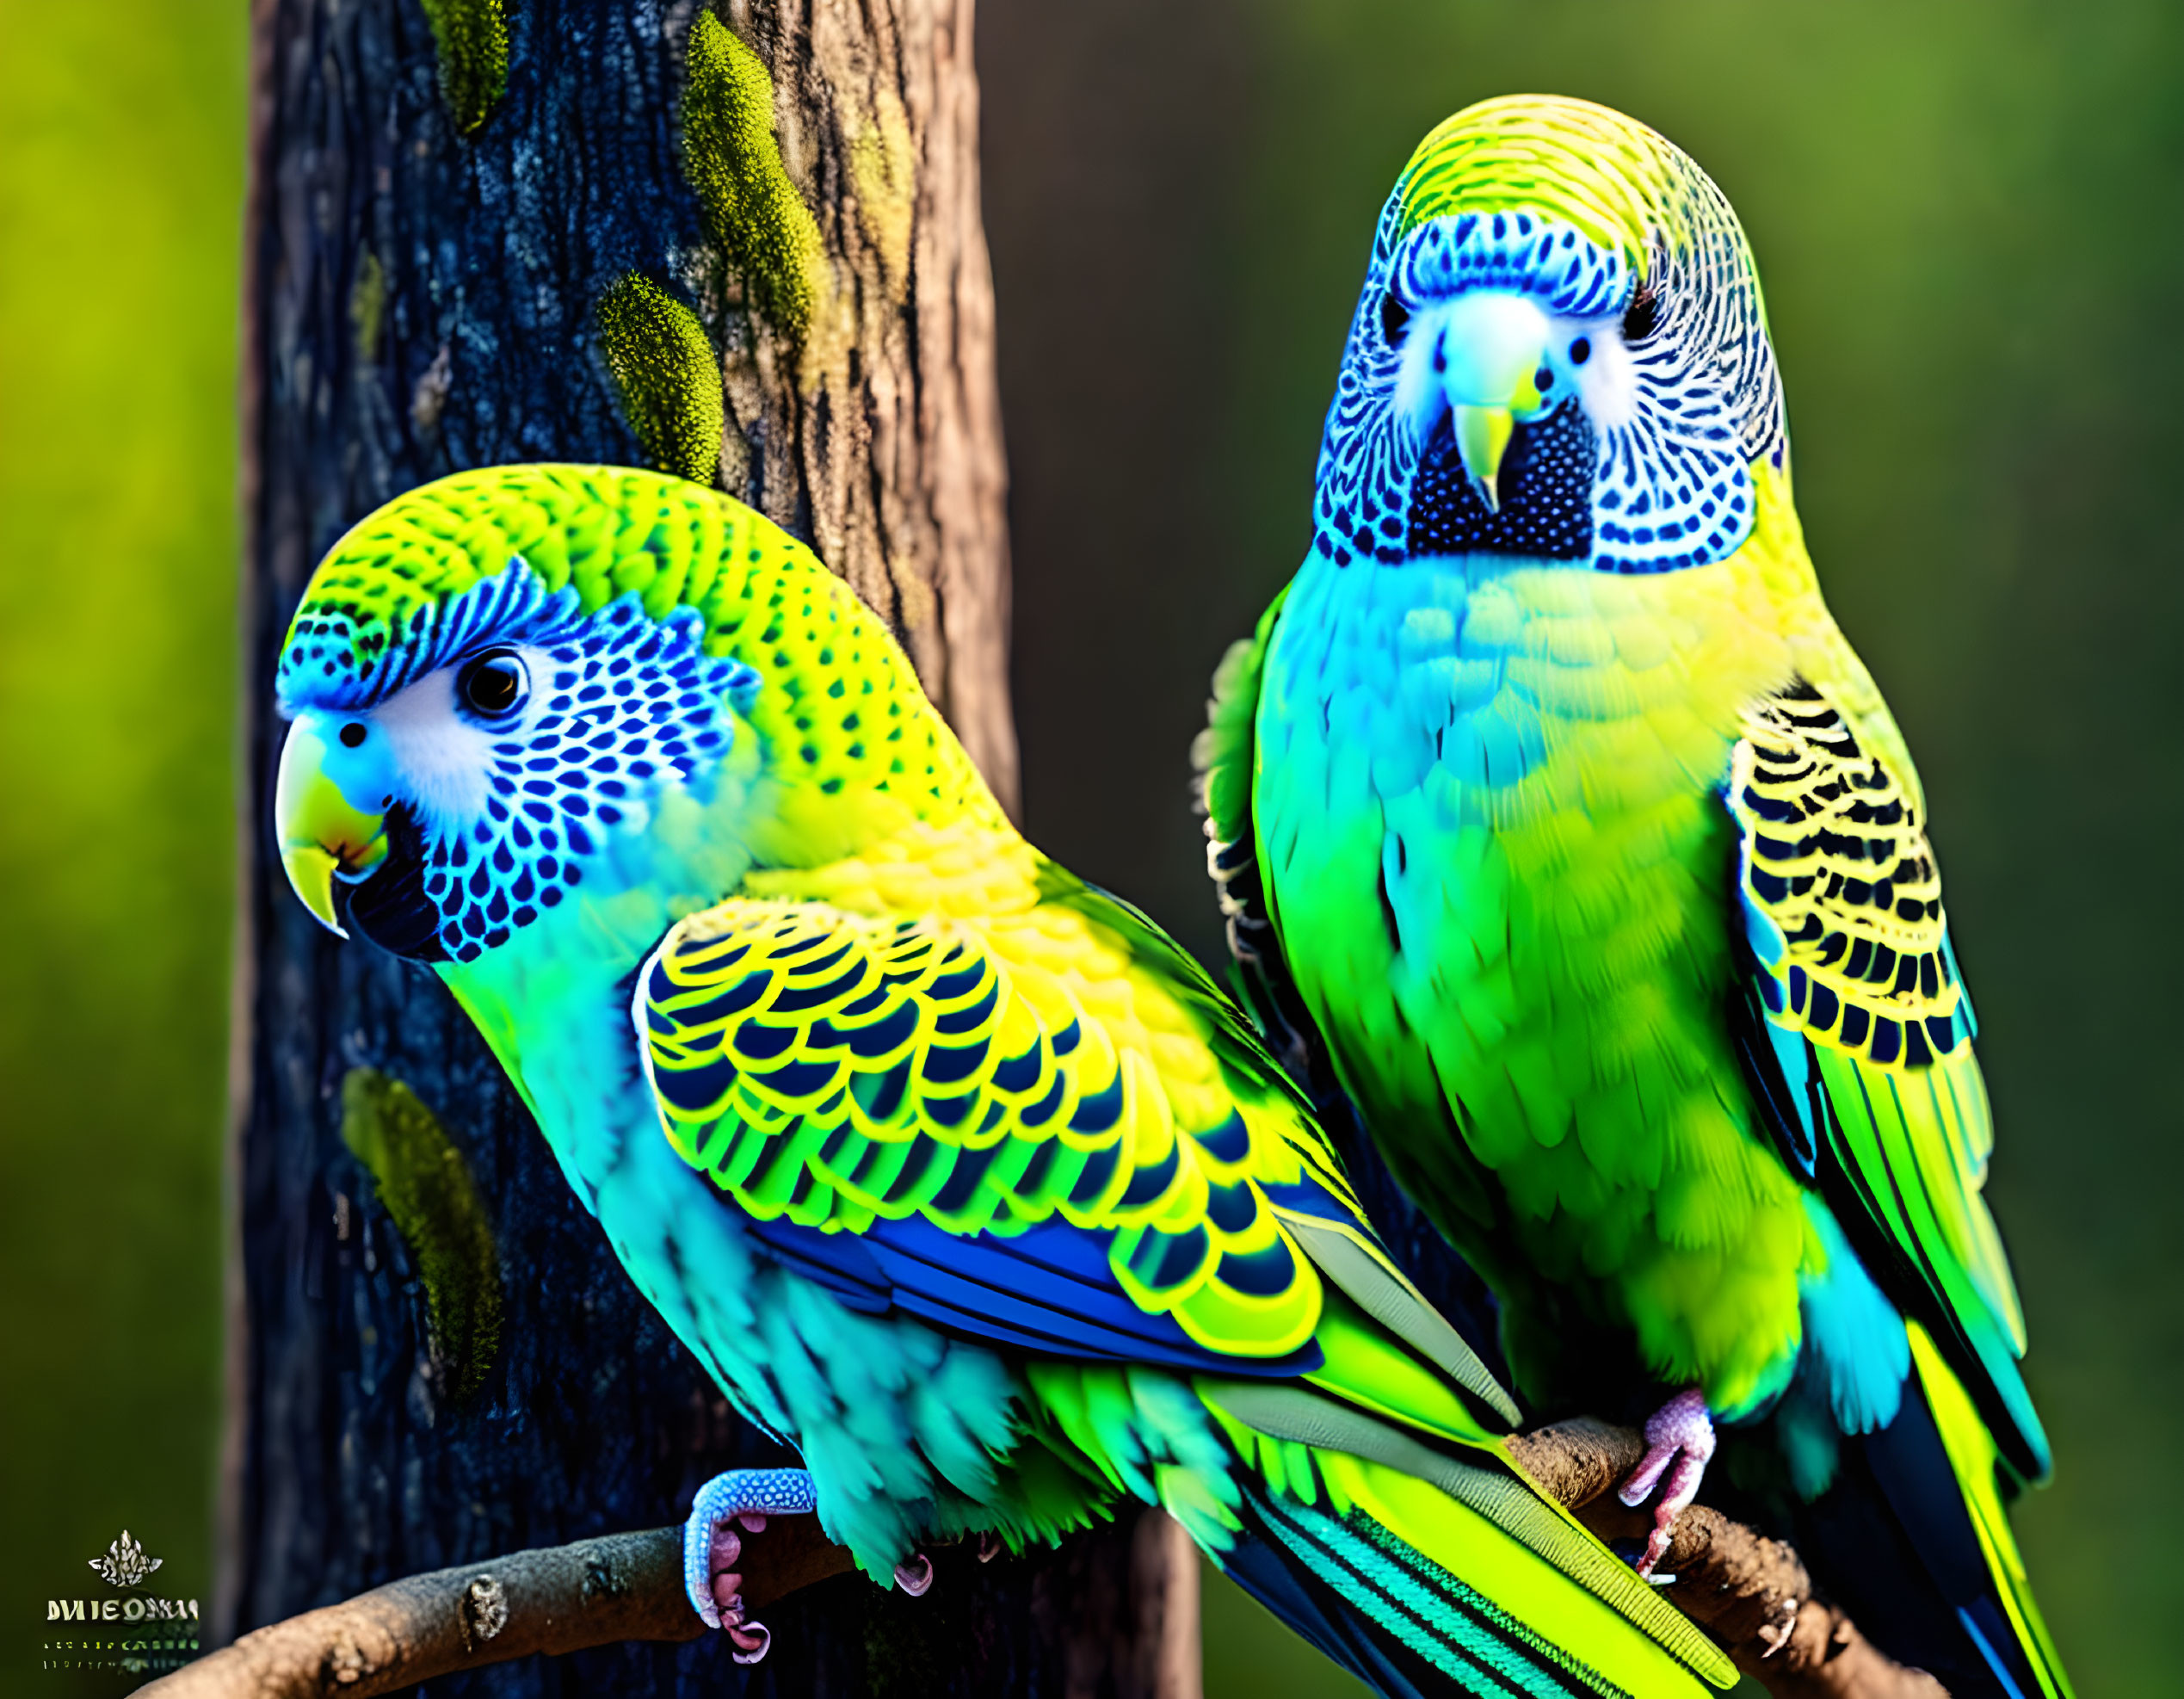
[1900,1323,2073,1699]
[1209,1459,1717,1699]
[1223,1478,1639,1699]
[1166,1209,1737,1696]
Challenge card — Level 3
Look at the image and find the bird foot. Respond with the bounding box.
[683,1467,820,1661]
[1616,1387,1716,1578]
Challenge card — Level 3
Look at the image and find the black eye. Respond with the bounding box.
[1380,291,1411,347]
[338,721,368,748]
[458,650,528,717]
[1569,337,1591,367]
[1621,280,1662,344]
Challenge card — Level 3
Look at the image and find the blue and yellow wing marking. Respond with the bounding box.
[1726,677,2047,1480]
[635,889,1366,1374]
[639,891,1741,1692]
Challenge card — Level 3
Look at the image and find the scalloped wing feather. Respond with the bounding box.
[638,892,1336,1364]
[1727,677,2046,1479]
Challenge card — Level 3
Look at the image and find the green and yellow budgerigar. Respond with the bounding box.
[272,461,1740,1696]
[1201,96,2070,1697]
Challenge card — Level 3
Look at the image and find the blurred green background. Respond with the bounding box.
[0,0,244,1688]
[4,1,2178,1694]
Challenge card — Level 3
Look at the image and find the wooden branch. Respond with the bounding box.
[138,1518,854,1699]
[1509,1419,1946,1699]
[148,1418,1945,1699]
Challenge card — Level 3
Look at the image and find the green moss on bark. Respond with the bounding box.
[419,0,509,134]
[597,273,725,485]
[349,249,387,361]
[341,1068,503,1402]
[682,12,826,339]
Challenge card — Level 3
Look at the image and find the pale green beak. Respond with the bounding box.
[1434,293,1551,512]
[274,718,388,938]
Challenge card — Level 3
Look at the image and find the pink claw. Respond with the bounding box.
[702,1511,769,1600]
[976,1531,1003,1564]
[1616,1387,1716,1577]
[707,1572,774,1663]
[705,1509,780,1657]
[893,1552,934,1596]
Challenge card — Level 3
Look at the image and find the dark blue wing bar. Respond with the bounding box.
[739,1208,1323,1378]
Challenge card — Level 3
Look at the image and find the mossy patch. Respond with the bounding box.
[419,0,509,135]
[598,273,725,484]
[341,1068,503,1402]
[848,93,914,299]
[682,12,828,340]
[349,249,387,362]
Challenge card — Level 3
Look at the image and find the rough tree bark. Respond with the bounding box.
[222,1,1189,1694]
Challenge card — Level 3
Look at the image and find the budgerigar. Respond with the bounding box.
[272,462,1740,1697]
[1200,97,2070,1697]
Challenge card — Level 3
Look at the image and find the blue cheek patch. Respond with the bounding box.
[1585,212,1770,576]
[383,567,757,963]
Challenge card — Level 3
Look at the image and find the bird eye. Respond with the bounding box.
[1568,337,1591,367]
[1621,280,1662,344]
[457,650,528,718]
[1380,291,1411,347]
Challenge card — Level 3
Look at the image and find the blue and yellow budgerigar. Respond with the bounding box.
[272,460,1740,1696]
[1200,95,2069,1697]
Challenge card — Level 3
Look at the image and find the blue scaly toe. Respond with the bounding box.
[682,1467,819,1660]
[682,1467,935,1660]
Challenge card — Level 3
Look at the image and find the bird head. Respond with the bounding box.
[269,463,970,967]
[1317,95,1786,575]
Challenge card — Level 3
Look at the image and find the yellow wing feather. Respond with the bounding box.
[638,890,1328,1359]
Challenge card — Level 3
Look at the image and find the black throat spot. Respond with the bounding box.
[346,805,450,961]
[1405,400,1595,560]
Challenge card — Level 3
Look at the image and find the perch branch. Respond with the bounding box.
[1509,1418,1945,1698]
[145,1418,1942,1699]
[134,1518,854,1699]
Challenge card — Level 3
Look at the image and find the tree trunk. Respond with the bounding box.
[224,2,1180,1692]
